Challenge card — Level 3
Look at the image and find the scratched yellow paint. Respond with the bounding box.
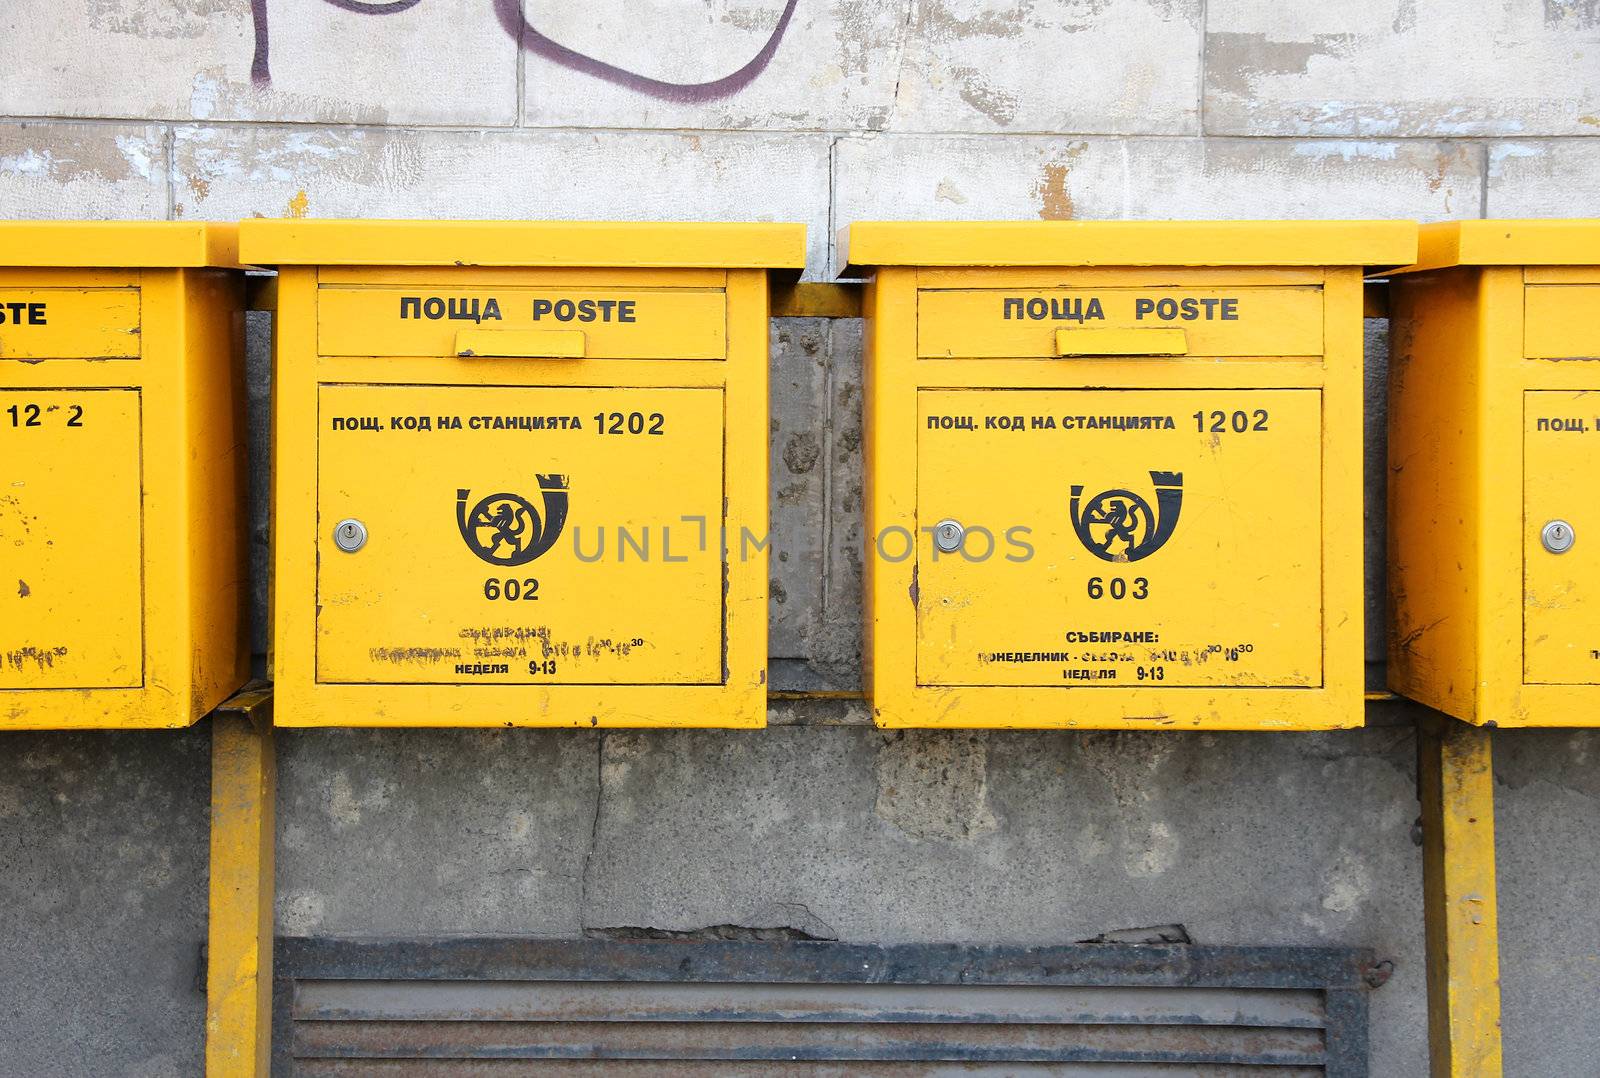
[0,287,141,359]
[241,219,806,728]
[848,220,1414,730]
[1419,719,1503,1078]
[1387,219,1600,726]
[0,223,248,730]
[0,389,143,690]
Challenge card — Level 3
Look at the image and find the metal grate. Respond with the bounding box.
[273,938,1376,1076]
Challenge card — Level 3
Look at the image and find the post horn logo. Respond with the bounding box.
[456,476,570,567]
[1069,471,1184,562]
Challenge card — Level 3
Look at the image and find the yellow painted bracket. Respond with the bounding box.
[771,282,863,318]
[206,682,276,1078]
[1363,279,1389,318]
[245,274,278,313]
[1419,715,1503,1077]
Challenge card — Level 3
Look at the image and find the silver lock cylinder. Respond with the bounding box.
[933,519,965,554]
[1542,519,1575,554]
[333,518,368,553]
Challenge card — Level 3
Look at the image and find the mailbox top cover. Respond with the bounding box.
[840,220,1417,274]
[1387,219,1600,274]
[0,221,239,268]
[239,220,807,271]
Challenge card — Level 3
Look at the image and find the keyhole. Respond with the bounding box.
[334,518,368,553]
[1543,519,1575,554]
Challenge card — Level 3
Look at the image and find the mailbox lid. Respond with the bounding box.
[1394,219,1600,273]
[315,383,726,686]
[0,222,238,268]
[915,388,1324,689]
[241,220,806,270]
[1524,390,1600,685]
[0,389,143,689]
[842,220,1417,273]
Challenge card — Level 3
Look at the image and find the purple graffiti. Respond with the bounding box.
[249,0,801,103]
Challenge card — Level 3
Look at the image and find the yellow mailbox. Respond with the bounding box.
[1388,220,1600,726]
[242,220,804,728]
[0,222,247,729]
[847,221,1416,730]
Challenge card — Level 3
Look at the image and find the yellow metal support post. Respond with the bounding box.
[770,281,863,318]
[1419,715,1503,1077]
[206,684,276,1077]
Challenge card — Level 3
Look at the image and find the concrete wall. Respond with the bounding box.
[2,1,1599,1074]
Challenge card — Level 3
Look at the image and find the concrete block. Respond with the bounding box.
[581,725,1427,1072]
[1494,729,1600,1078]
[770,319,830,660]
[172,126,833,278]
[835,136,1479,269]
[1116,138,1482,220]
[887,0,1202,134]
[0,0,517,125]
[0,123,168,219]
[1488,140,1600,217]
[1204,0,1600,136]
[834,135,1116,250]
[521,0,903,131]
[274,729,600,936]
[0,730,209,1077]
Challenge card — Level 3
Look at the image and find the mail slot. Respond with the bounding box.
[0,222,247,730]
[846,220,1416,730]
[1386,219,1600,726]
[242,220,804,728]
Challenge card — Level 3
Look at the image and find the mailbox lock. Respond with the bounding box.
[333,518,368,553]
[933,519,965,554]
[1542,519,1575,554]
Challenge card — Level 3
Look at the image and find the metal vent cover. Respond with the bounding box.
[273,938,1375,1076]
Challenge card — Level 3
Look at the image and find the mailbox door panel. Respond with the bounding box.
[316,384,725,686]
[0,389,143,689]
[1524,390,1600,684]
[916,388,1323,689]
